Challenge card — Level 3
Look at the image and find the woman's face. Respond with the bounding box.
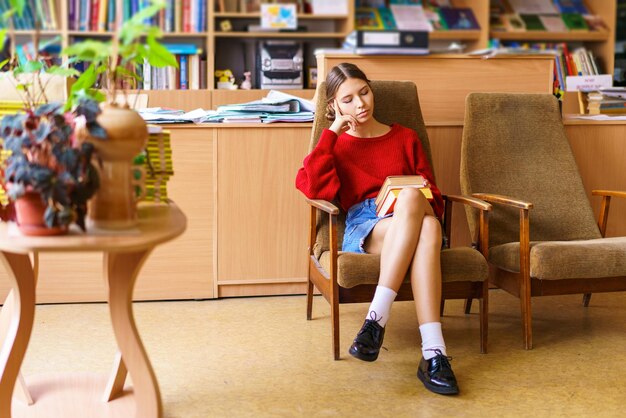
[333,78,374,124]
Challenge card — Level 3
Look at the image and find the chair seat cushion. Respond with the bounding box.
[489,237,626,280]
[318,247,488,289]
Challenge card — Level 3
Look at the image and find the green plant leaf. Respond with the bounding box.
[146,36,178,68]
[62,40,111,63]
[46,65,80,78]
[0,29,6,51]
[20,60,44,73]
[8,0,25,17]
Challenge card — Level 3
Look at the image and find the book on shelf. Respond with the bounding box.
[519,14,545,31]
[553,0,589,15]
[438,7,480,30]
[539,15,568,32]
[585,90,626,115]
[506,0,558,15]
[561,13,588,31]
[355,8,385,30]
[374,175,433,218]
[389,4,432,31]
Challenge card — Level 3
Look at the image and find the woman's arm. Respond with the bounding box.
[295,129,341,201]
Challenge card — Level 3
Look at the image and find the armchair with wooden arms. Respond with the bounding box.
[304,80,492,360]
[460,92,626,350]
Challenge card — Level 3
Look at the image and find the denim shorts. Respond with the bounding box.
[342,198,391,253]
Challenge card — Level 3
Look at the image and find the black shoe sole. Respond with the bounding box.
[348,345,379,362]
[417,369,459,395]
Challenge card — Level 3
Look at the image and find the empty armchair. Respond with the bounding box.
[460,92,626,349]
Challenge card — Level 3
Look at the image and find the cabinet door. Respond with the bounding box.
[216,126,310,297]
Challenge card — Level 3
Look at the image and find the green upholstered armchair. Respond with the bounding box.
[304,80,491,360]
[460,92,626,350]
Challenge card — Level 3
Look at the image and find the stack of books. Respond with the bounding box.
[134,125,174,203]
[585,89,626,115]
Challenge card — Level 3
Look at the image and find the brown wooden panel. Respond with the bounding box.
[316,55,554,125]
[216,126,310,288]
[565,123,626,239]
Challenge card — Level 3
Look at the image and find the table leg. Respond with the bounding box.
[105,249,162,418]
[103,350,127,402]
[0,252,36,418]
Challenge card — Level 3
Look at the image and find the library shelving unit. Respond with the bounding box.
[22,1,616,93]
[487,0,616,76]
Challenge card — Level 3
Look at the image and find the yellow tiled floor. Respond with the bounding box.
[16,289,626,417]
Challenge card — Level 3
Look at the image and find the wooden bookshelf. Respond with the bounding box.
[43,0,616,93]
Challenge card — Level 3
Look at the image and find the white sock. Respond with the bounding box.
[419,322,447,360]
[366,285,397,327]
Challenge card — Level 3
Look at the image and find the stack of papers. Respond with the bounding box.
[138,91,315,124]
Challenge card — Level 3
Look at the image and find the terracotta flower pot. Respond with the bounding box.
[14,192,68,236]
[78,104,148,230]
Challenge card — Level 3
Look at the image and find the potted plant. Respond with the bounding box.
[1,100,103,235]
[0,1,105,235]
[63,0,178,229]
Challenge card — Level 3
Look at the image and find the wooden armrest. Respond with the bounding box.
[472,193,533,210]
[444,194,492,212]
[592,190,626,199]
[304,198,340,215]
[592,190,626,237]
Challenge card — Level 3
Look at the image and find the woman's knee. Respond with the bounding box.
[395,188,429,217]
[420,216,442,243]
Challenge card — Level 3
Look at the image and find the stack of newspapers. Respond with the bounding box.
[138,90,314,124]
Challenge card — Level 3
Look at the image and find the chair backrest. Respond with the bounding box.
[460,93,601,248]
[311,80,434,258]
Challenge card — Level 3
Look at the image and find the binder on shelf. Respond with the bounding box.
[355,30,429,55]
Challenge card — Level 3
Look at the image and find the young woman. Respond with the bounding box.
[296,63,459,395]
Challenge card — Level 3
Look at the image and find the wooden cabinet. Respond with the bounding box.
[215,125,311,297]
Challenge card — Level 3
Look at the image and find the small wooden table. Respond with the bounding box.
[0,204,186,418]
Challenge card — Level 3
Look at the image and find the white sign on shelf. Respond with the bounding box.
[261,3,297,29]
[565,74,613,92]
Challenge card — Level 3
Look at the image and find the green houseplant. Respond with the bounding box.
[0,0,106,234]
[2,100,102,234]
[60,0,178,229]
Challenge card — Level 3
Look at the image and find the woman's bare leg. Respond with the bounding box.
[410,216,442,325]
[349,189,434,362]
[364,188,434,292]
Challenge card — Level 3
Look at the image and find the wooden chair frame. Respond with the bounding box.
[473,190,626,350]
[305,194,492,360]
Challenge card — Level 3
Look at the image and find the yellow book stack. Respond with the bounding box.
[134,125,174,203]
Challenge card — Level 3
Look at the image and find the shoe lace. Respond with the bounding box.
[425,348,453,369]
[361,311,382,335]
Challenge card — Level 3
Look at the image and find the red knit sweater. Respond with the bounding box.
[296,124,444,218]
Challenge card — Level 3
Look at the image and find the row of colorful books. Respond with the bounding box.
[355,3,479,32]
[490,0,605,32]
[140,48,207,91]
[68,0,207,33]
[0,0,58,30]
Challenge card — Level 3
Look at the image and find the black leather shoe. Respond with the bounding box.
[348,313,385,362]
[417,349,459,395]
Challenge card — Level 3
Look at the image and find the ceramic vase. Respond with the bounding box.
[79,104,148,229]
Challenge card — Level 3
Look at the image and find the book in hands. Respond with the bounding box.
[374,175,433,217]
